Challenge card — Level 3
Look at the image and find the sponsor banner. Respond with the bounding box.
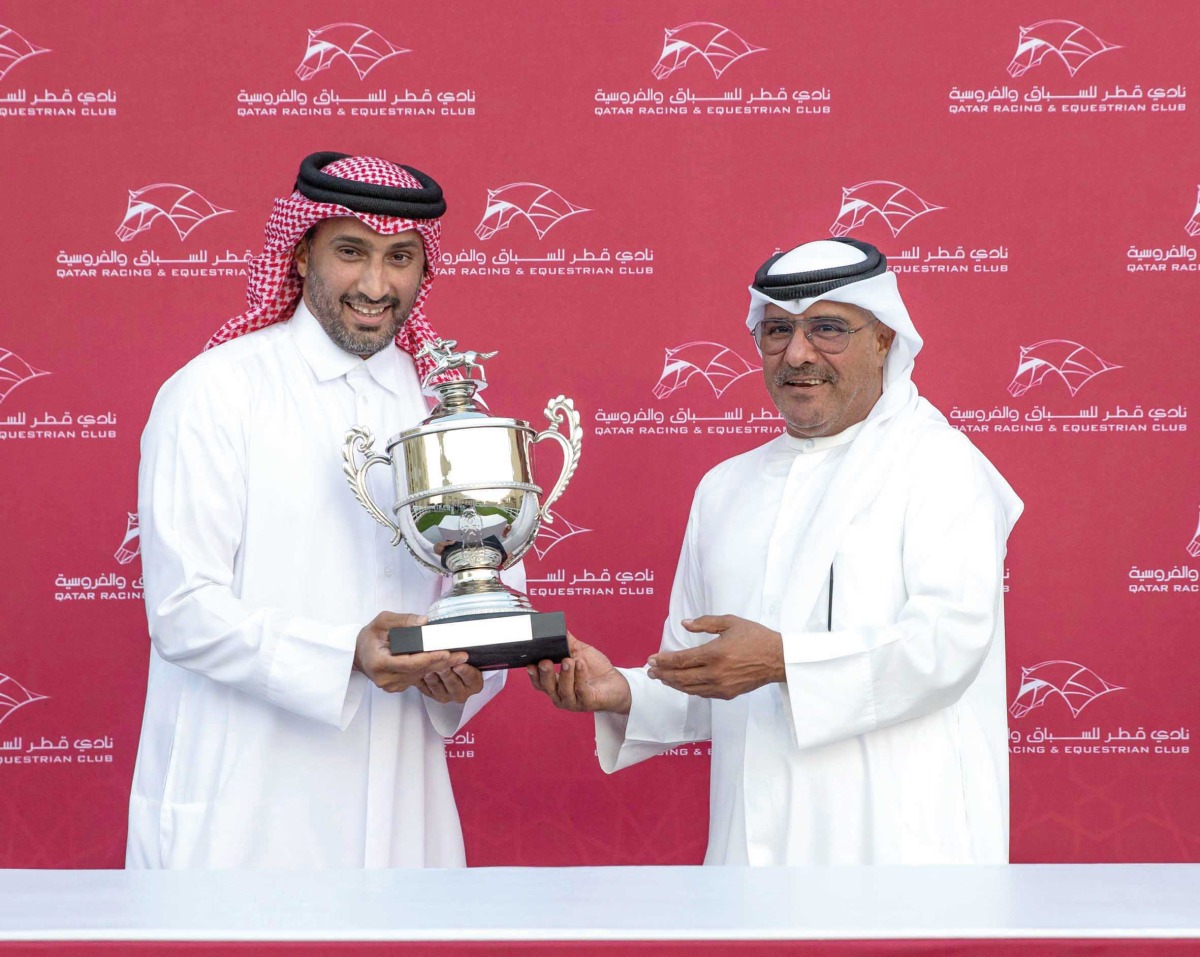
[1008,659,1193,757]
[52,572,143,604]
[593,84,831,118]
[593,339,782,441]
[236,24,477,119]
[1122,187,1200,274]
[3,0,1200,871]
[886,244,1010,275]
[52,513,144,604]
[54,183,244,281]
[0,348,120,442]
[0,673,47,729]
[1125,510,1200,596]
[951,339,1188,435]
[0,23,120,118]
[530,510,593,562]
[443,730,476,760]
[526,566,658,600]
[592,745,713,759]
[829,181,1012,276]
[0,733,117,765]
[524,510,657,599]
[1124,243,1200,273]
[1125,564,1199,595]
[947,19,1187,116]
[0,672,116,767]
[439,183,657,279]
[592,21,832,119]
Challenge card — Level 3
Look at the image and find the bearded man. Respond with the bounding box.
[530,238,1021,866]
[127,152,505,869]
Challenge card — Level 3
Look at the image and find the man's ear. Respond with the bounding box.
[293,241,309,278]
[876,322,896,358]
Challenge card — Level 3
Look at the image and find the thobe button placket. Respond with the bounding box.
[346,369,372,427]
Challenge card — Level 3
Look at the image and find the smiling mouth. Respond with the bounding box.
[782,377,828,388]
[775,365,835,389]
[343,300,394,323]
[347,302,387,316]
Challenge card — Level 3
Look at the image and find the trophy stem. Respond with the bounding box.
[426,568,535,621]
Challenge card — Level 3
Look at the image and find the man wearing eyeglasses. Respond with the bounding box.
[530,237,1023,866]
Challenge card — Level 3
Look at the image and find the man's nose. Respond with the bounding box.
[782,325,821,365]
[357,258,388,299]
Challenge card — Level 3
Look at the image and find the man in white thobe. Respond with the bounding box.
[127,152,506,869]
[530,237,1021,865]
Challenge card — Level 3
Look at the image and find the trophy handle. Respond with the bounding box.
[530,395,582,524]
[342,427,403,546]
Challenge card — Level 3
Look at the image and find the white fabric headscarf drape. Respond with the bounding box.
[743,237,1022,643]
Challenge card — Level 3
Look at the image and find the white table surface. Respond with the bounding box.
[1,865,1198,942]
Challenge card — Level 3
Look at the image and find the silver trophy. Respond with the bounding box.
[341,339,581,669]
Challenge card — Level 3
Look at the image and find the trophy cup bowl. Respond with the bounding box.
[342,342,581,669]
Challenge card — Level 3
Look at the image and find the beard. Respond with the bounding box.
[305,268,416,357]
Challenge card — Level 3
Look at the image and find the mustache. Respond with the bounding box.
[773,363,837,387]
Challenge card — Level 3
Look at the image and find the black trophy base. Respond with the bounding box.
[388,611,569,671]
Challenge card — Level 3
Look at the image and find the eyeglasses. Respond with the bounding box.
[751,316,879,356]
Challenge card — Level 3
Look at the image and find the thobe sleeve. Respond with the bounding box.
[596,501,712,772]
[420,561,525,736]
[780,432,1009,750]
[422,670,506,737]
[139,363,363,729]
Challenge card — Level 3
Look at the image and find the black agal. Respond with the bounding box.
[295,151,446,218]
[752,237,886,301]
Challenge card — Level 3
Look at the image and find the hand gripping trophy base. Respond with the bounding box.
[342,340,579,670]
[389,611,567,671]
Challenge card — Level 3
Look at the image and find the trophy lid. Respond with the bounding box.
[416,339,497,423]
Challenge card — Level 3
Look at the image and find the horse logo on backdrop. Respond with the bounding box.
[532,509,592,560]
[830,181,944,238]
[473,183,590,240]
[1006,20,1121,78]
[0,348,49,405]
[0,673,48,727]
[114,513,141,565]
[1006,340,1121,397]
[1184,187,1200,237]
[653,342,759,399]
[651,22,767,80]
[1009,660,1124,719]
[295,23,409,81]
[1187,508,1200,558]
[115,184,234,242]
[0,24,50,82]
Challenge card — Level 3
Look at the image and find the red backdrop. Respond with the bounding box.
[0,0,1197,868]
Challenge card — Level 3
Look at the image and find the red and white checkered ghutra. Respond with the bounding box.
[205,156,445,380]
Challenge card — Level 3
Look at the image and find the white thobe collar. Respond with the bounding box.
[782,420,865,454]
[290,299,409,396]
